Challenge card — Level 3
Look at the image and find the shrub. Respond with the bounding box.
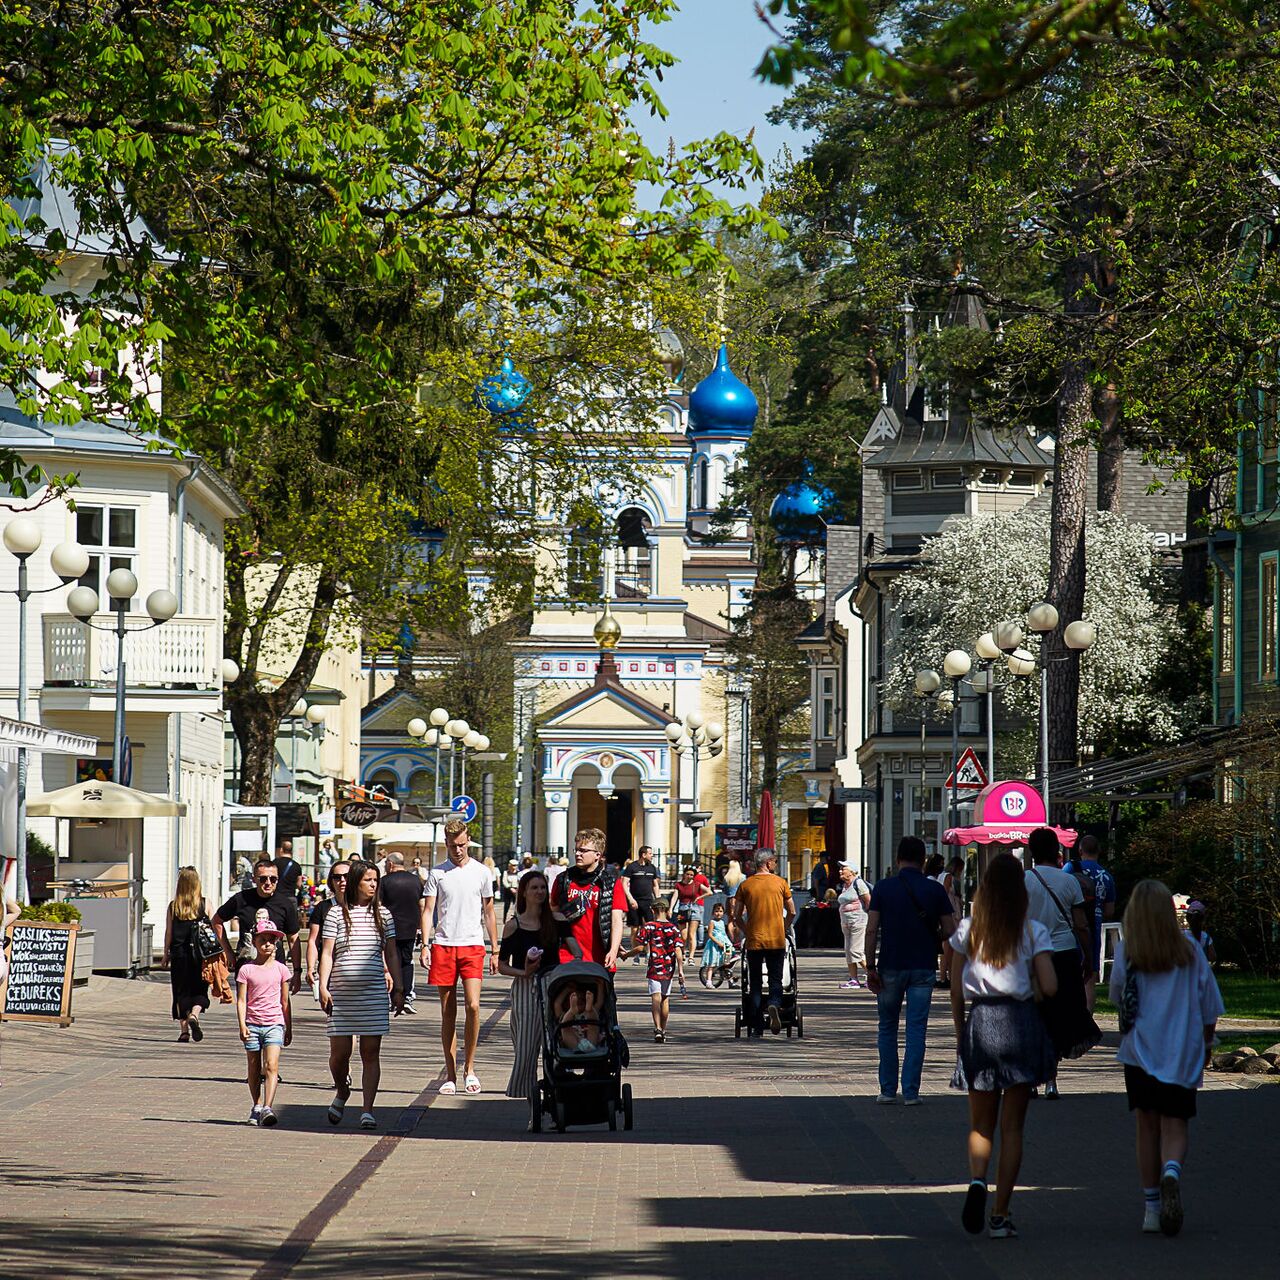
[19,901,83,925]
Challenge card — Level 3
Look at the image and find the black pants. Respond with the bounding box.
[746,948,784,1033]
[396,937,417,1002]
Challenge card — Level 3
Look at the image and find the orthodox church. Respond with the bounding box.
[362,332,794,867]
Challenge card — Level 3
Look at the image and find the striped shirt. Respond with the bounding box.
[322,904,395,1036]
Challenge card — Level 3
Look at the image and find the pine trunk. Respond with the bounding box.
[1046,359,1092,783]
[1097,383,1124,511]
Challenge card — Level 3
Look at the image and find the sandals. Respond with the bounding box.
[438,1080,458,1095]
[327,1075,352,1125]
[189,1018,204,1042]
[177,1031,190,1043]
[359,1112,377,1131]
[464,1073,482,1095]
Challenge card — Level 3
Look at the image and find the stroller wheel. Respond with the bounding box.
[797,1011,804,1038]
[622,1082,634,1131]
[529,1094,542,1133]
[608,1102,618,1131]
[734,1009,742,1039]
[553,1100,567,1133]
[711,969,724,988]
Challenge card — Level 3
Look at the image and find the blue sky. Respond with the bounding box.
[631,1,808,203]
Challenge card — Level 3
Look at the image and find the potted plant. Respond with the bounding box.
[19,902,95,982]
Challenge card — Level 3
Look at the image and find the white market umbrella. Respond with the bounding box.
[26,780,187,818]
[371,823,440,846]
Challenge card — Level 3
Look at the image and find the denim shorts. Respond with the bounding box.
[244,1023,285,1051]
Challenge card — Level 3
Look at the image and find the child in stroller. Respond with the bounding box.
[553,972,607,1055]
[700,901,739,988]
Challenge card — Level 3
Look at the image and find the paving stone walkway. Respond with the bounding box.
[1,952,1275,1279]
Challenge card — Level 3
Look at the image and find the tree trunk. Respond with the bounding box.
[231,696,284,805]
[1097,382,1124,511]
[1046,358,1092,781]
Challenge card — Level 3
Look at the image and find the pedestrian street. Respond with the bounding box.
[1,951,1275,1280]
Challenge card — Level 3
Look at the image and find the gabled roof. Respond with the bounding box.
[539,652,674,732]
[361,685,426,733]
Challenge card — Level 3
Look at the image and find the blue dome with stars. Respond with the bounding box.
[688,344,757,438]
[475,355,533,425]
[769,468,840,546]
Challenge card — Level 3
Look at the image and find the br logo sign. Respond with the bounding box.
[999,791,1028,819]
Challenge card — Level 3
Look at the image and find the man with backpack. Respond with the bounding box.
[864,837,956,1105]
[1064,834,1118,1011]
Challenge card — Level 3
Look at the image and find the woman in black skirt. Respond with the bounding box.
[162,866,211,1042]
[949,853,1058,1241]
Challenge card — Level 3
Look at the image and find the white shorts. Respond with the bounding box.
[648,977,672,997]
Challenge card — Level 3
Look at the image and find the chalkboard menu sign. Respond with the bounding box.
[2,921,78,1026]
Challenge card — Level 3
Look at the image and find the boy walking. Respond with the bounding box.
[637,901,685,1043]
[235,912,293,1126]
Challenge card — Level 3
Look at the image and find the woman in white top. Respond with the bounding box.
[318,860,404,1131]
[835,863,872,989]
[1110,880,1223,1238]
[949,853,1058,1241]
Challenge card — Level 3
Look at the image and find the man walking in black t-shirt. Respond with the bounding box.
[273,838,303,902]
[622,845,661,958]
[213,858,302,993]
[381,851,425,1009]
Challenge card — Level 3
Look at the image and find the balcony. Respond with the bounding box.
[43,613,220,690]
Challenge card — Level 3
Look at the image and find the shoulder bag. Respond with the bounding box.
[901,876,944,948]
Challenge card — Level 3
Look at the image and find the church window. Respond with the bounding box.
[614,507,653,596]
[693,457,710,509]
[566,526,603,600]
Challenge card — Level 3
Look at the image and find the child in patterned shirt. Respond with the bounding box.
[637,900,685,1044]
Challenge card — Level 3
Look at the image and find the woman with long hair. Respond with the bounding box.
[497,870,559,1115]
[305,859,350,996]
[949,853,1058,1240]
[1111,880,1223,1237]
[162,866,212,1042]
[318,859,403,1131]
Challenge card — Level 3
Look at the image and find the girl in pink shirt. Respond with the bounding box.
[235,917,293,1126]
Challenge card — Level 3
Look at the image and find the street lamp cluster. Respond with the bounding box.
[664,711,724,854]
[914,602,1097,828]
[407,709,490,808]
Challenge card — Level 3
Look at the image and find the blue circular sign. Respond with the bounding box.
[451,794,478,822]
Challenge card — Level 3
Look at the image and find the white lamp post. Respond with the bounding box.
[2,521,89,903]
[666,714,722,860]
[942,650,971,832]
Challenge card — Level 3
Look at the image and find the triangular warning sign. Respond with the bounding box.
[945,747,989,791]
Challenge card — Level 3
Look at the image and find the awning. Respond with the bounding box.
[941,779,1075,849]
[944,823,1078,848]
[26,780,186,818]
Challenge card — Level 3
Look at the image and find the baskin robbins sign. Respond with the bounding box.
[942,780,1078,848]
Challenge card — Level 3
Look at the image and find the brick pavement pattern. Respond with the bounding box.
[0,952,1277,1279]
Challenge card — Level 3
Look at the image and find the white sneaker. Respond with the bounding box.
[1142,1207,1161,1234]
[876,1093,898,1104]
[248,1105,263,1125]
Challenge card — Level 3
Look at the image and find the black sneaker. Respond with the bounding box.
[962,1181,987,1234]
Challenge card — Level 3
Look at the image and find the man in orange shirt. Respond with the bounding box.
[731,848,795,1036]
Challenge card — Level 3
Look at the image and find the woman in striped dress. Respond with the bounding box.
[318,860,403,1131]
[497,870,559,1115]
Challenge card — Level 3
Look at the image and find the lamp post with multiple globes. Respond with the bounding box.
[664,712,724,859]
[2,518,90,902]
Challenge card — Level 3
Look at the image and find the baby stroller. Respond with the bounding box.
[531,961,634,1133]
[734,933,803,1038]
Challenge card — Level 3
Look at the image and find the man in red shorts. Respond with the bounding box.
[551,827,627,970]
[419,817,498,1095]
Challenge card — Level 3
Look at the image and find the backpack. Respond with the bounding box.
[189,915,223,964]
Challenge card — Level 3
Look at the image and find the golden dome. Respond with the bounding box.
[593,605,622,651]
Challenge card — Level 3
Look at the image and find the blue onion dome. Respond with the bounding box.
[475,355,533,420]
[769,468,840,546]
[688,343,757,437]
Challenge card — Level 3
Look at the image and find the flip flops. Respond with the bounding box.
[327,1075,352,1125]
[438,1080,458,1095]
[464,1073,482,1095]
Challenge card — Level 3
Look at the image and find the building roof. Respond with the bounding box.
[537,652,675,729]
[0,406,246,516]
[684,611,733,642]
[863,415,1052,470]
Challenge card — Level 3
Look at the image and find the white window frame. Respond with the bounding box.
[75,503,139,611]
[891,469,924,492]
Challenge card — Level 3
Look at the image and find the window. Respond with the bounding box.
[978,468,1003,486]
[891,469,924,491]
[931,468,964,489]
[1260,555,1278,681]
[1218,570,1234,675]
[613,508,652,596]
[816,667,838,740]
[75,504,137,611]
[1008,469,1037,489]
[693,458,710,510]
[566,526,603,601]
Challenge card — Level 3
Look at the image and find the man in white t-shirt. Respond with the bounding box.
[420,817,498,1095]
[1024,827,1100,1096]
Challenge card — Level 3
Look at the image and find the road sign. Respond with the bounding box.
[451,794,478,823]
[945,747,989,791]
[832,786,877,803]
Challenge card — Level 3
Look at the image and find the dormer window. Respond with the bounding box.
[931,468,964,489]
[892,469,924,492]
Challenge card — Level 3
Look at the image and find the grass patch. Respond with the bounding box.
[1097,971,1280,1021]
[1214,1033,1280,1056]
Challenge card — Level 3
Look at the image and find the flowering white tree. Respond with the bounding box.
[882,507,1200,763]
